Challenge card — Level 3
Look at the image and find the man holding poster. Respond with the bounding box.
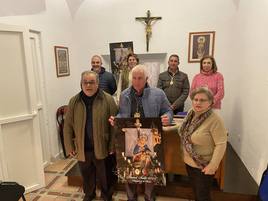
[109,64,172,201]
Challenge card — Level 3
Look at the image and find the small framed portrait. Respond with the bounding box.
[54,46,70,77]
[109,41,134,76]
[115,117,166,185]
[188,31,215,63]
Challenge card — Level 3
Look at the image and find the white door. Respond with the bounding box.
[0,23,45,192]
[30,32,51,167]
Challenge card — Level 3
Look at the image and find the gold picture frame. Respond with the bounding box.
[54,46,70,77]
[188,31,215,63]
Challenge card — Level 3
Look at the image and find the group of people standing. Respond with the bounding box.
[63,53,227,201]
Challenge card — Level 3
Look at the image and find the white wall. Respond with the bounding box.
[220,0,268,183]
[73,0,268,184]
[0,0,80,159]
[72,0,238,108]
[1,0,268,184]
[73,0,236,75]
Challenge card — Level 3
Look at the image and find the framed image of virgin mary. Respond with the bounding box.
[188,31,215,63]
[115,117,166,185]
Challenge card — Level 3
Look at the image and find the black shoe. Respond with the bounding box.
[83,194,96,201]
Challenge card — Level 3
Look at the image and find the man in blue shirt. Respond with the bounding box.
[109,64,172,201]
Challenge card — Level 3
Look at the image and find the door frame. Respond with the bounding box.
[0,23,45,192]
[29,31,51,167]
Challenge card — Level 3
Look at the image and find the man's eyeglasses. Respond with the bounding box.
[82,81,96,85]
[193,98,209,103]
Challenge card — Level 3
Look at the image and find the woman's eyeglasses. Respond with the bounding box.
[193,98,209,103]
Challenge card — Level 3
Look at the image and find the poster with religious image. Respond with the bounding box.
[109,41,134,78]
[115,117,166,185]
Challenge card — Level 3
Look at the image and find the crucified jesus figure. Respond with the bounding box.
[136,10,162,52]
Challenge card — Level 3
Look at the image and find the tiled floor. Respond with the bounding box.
[21,159,190,201]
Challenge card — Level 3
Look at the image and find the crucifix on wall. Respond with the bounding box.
[136,10,162,52]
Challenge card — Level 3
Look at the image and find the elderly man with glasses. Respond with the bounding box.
[64,71,117,201]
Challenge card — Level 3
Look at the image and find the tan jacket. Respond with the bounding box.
[183,111,227,171]
[63,90,118,161]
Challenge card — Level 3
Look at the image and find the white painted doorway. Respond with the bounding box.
[29,32,51,167]
[0,23,45,192]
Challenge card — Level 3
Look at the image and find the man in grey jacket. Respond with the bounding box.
[157,54,189,114]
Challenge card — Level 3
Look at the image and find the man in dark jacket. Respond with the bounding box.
[91,55,117,95]
[157,54,190,114]
[64,71,117,201]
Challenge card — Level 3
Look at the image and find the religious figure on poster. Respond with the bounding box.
[109,42,133,81]
[115,117,165,185]
[196,36,206,59]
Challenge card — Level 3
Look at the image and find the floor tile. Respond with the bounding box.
[48,175,80,192]
[44,159,72,173]
[45,173,58,187]
[24,159,190,201]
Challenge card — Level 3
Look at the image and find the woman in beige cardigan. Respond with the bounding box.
[179,87,227,201]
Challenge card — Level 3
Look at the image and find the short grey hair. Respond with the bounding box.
[80,70,99,85]
[131,64,148,79]
[91,55,102,63]
[190,87,214,104]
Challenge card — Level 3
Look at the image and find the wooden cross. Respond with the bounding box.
[136,10,162,52]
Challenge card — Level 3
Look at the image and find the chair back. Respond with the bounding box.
[56,105,68,157]
[56,105,68,130]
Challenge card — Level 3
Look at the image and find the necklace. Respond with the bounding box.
[169,74,175,85]
[170,77,174,85]
[134,95,142,118]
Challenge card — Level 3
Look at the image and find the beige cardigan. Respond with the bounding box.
[183,111,227,171]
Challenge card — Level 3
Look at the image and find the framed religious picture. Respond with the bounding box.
[54,46,70,77]
[115,117,166,185]
[188,31,215,63]
[109,41,134,78]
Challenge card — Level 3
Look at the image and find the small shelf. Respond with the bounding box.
[101,52,167,76]
[101,52,167,61]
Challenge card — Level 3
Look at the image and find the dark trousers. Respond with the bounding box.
[125,183,154,201]
[186,164,214,201]
[105,153,117,196]
[78,152,111,201]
